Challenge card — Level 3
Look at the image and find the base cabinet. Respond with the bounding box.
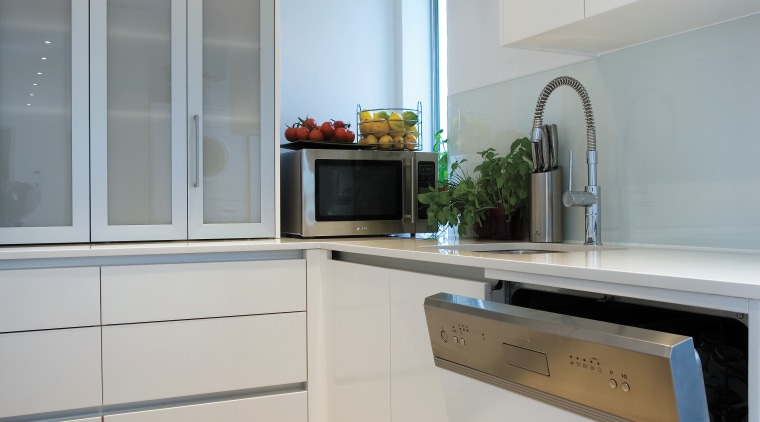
[103,311,306,405]
[326,260,490,422]
[0,327,102,419]
[104,392,307,422]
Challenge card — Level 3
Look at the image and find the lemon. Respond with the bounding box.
[392,135,404,150]
[374,111,390,120]
[388,112,404,136]
[359,109,373,122]
[372,120,390,137]
[359,121,372,135]
[403,133,417,150]
[364,134,379,145]
[378,135,393,150]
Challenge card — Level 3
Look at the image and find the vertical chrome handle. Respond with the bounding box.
[193,114,200,187]
[568,149,573,192]
[406,159,415,224]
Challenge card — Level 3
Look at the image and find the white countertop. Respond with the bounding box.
[1,237,759,301]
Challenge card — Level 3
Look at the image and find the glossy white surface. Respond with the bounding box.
[102,312,306,405]
[0,327,102,418]
[0,267,100,332]
[1,237,759,300]
[447,13,760,250]
[105,391,307,422]
[438,368,592,421]
[101,259,305,324]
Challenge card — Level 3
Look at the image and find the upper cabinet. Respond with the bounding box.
[499,0,760,56]
[0,0,90,244]
[90,0,276,242]
[0,0,276,245]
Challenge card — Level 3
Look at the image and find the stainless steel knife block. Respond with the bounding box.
[530,168,563,243]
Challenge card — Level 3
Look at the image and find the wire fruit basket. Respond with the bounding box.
[356,102,421,151]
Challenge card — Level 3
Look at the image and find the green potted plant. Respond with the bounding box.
[418,137,533,239]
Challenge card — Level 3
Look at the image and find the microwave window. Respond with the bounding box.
[315,159,403,221]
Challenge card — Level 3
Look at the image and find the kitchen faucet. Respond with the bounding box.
[530,76,601,245]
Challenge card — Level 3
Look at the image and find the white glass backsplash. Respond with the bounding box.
[448,14,760,250]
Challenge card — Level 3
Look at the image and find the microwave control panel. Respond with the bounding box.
[417,161,436,220]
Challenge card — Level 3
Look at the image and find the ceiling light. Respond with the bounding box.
[41,57,47,60]
[29,93,35,97]
[32,83,38,86]
[36,72,43,75]
[44,40,52,44]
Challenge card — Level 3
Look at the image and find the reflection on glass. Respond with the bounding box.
[106,0,172,225]
[202,0,261,224]
[0,0,71,228]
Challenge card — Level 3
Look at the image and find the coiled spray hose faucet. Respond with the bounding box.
[531,76,601,245]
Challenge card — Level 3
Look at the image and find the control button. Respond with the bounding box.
[453,336,458,344]
[441,330,448,342]
[622,382,630,392]
[609,379,617,389]
[460,337,465,346]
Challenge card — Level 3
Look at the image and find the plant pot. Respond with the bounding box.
[472,208,524,240]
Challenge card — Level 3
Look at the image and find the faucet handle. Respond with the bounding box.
[567,150,573,192]
[563,149,598,207]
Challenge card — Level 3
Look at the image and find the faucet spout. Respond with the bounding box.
[532,76,601,245]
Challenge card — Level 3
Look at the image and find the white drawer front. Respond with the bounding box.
[101,259,305,324]
[0,328,102,418]
[0,267,100,332]
[105,391,307,422]
[102,313,306,405]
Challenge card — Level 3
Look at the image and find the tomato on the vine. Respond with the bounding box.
[296,126,310,140]
[334,127,348,142]
[319,121,335,139]
[309,128,324,141]
[284,126,298,142]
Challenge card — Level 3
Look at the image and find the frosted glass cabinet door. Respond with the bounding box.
[187,0,276,239]
[90,0,188,242]
[0,0,89,245]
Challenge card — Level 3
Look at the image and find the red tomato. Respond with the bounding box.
[297,126,310,140]
[319,121,335,139]
[284,126,298,142]
[309,128,324,141]
[345,130,356,143]
[302,117,317,130]
[334,127,348,142]
[333,120,346,129]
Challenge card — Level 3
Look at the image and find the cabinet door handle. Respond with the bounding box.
[193,114,200,187]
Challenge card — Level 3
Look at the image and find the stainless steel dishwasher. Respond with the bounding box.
[425,285,748,421]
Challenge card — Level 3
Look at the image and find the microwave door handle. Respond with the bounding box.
[406,156,415,224]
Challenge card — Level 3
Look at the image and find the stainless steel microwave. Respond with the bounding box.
[280,148,437,237]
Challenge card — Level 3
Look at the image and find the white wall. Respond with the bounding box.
[446,3,760,250]
[280,0,434,149]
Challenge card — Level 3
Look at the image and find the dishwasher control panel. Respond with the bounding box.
[424,293,709,422]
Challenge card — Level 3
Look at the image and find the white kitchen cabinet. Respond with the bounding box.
[325,259,490,422]
[90,0,276,242]
[328,260,391,422]
[104,392,306,422]
[102,313,306,405]
[499,0,760,55]
[0,0,90,245]
[389,269,490,422]
[0,267,100,332]
[101,259,305,324]
[0,327,102,419]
